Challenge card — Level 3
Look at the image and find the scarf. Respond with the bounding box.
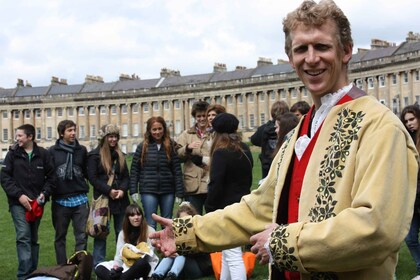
[58,139,76,180]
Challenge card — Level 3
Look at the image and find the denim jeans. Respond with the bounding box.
[52,201,89,264]
[10,204,42,280]
[406,210,420,274]
[153,256,186,277]
[186,194,207,215]
[141,193,174,229]
[93,212,124,267]
[220,247,246,280]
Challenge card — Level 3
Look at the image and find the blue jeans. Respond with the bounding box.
[93,212,124,267]
[406,210,420,274]
[10,204,42,280]
[153,256,186,277]
[141,193,174,229]
[186,194,207,215]
[52,202,89,264]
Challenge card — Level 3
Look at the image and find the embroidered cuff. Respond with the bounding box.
[173,216,198,255]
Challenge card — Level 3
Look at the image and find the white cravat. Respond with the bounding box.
[294,83,353,160]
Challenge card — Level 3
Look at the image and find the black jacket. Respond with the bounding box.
[129,141,184,197]
[205,142,253,213]
[250,120,277,178]
[1,142,56,206]
[49,139,89,199]
[87,147,130,214]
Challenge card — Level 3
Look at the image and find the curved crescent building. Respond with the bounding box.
[0,33,419,157]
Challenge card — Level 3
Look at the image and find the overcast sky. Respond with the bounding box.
[0,0,419,89]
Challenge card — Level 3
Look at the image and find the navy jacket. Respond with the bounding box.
[129,141,184,197]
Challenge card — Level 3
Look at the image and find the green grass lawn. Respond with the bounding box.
[0,150,417,279]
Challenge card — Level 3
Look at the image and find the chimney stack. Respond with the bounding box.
[160,68,181,78]
[17,78,24,87]
[213,63,227,73]
[257,57,273,67]
[85,75,104,83]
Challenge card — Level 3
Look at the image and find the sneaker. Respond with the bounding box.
[411,276,420,280]
[164,272,178,280]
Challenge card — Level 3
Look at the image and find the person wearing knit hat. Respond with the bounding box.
[203,112,253,280]
[87,123,130,267]
[98,124,120,141]
[211,112,239,134]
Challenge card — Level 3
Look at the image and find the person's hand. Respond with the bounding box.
[175,197,183,205]
[149,213,177,257]
[131,193,140,203]
[19,194,32,211]
[115,190,124,199]
[250,223,278,264]
[109,189,119,200]
[187,140,202,150]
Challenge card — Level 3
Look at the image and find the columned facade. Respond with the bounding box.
[2,38,420,158]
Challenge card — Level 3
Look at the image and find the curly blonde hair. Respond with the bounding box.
[283,0,353,57]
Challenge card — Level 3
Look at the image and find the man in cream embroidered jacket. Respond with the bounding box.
[150,1,418,279]
[169,87,418,279]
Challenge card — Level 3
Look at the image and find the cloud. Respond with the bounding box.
[0,0,419,88]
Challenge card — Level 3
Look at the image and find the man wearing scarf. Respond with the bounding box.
[49,120,90,265]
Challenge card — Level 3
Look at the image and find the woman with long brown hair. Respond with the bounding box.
[95,203,159,280]
[204,112,253,280]
[272,112,299,158]
[130,116,183,229]
[87,124,130,267]
[401,105,420,280]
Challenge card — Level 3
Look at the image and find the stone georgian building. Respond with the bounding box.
[1,32,420,158]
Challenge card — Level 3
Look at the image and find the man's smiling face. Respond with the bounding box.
[288,19,352,105]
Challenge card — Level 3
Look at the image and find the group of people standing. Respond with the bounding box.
[1,97,277,280]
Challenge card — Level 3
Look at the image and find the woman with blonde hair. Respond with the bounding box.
[87,124,130,267]
[130,116,184,229]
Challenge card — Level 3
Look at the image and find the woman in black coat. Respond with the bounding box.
[204,113,253,280]
[130,116,184,229]
[87,124,130,267]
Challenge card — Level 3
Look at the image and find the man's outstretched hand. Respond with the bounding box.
[149,213,177,257]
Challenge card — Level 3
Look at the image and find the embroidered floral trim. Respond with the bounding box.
[269,224,299,271]
[269,108,364,276]
[173,217,194,254]
[276,128,295,182]
[308,108,364,223]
